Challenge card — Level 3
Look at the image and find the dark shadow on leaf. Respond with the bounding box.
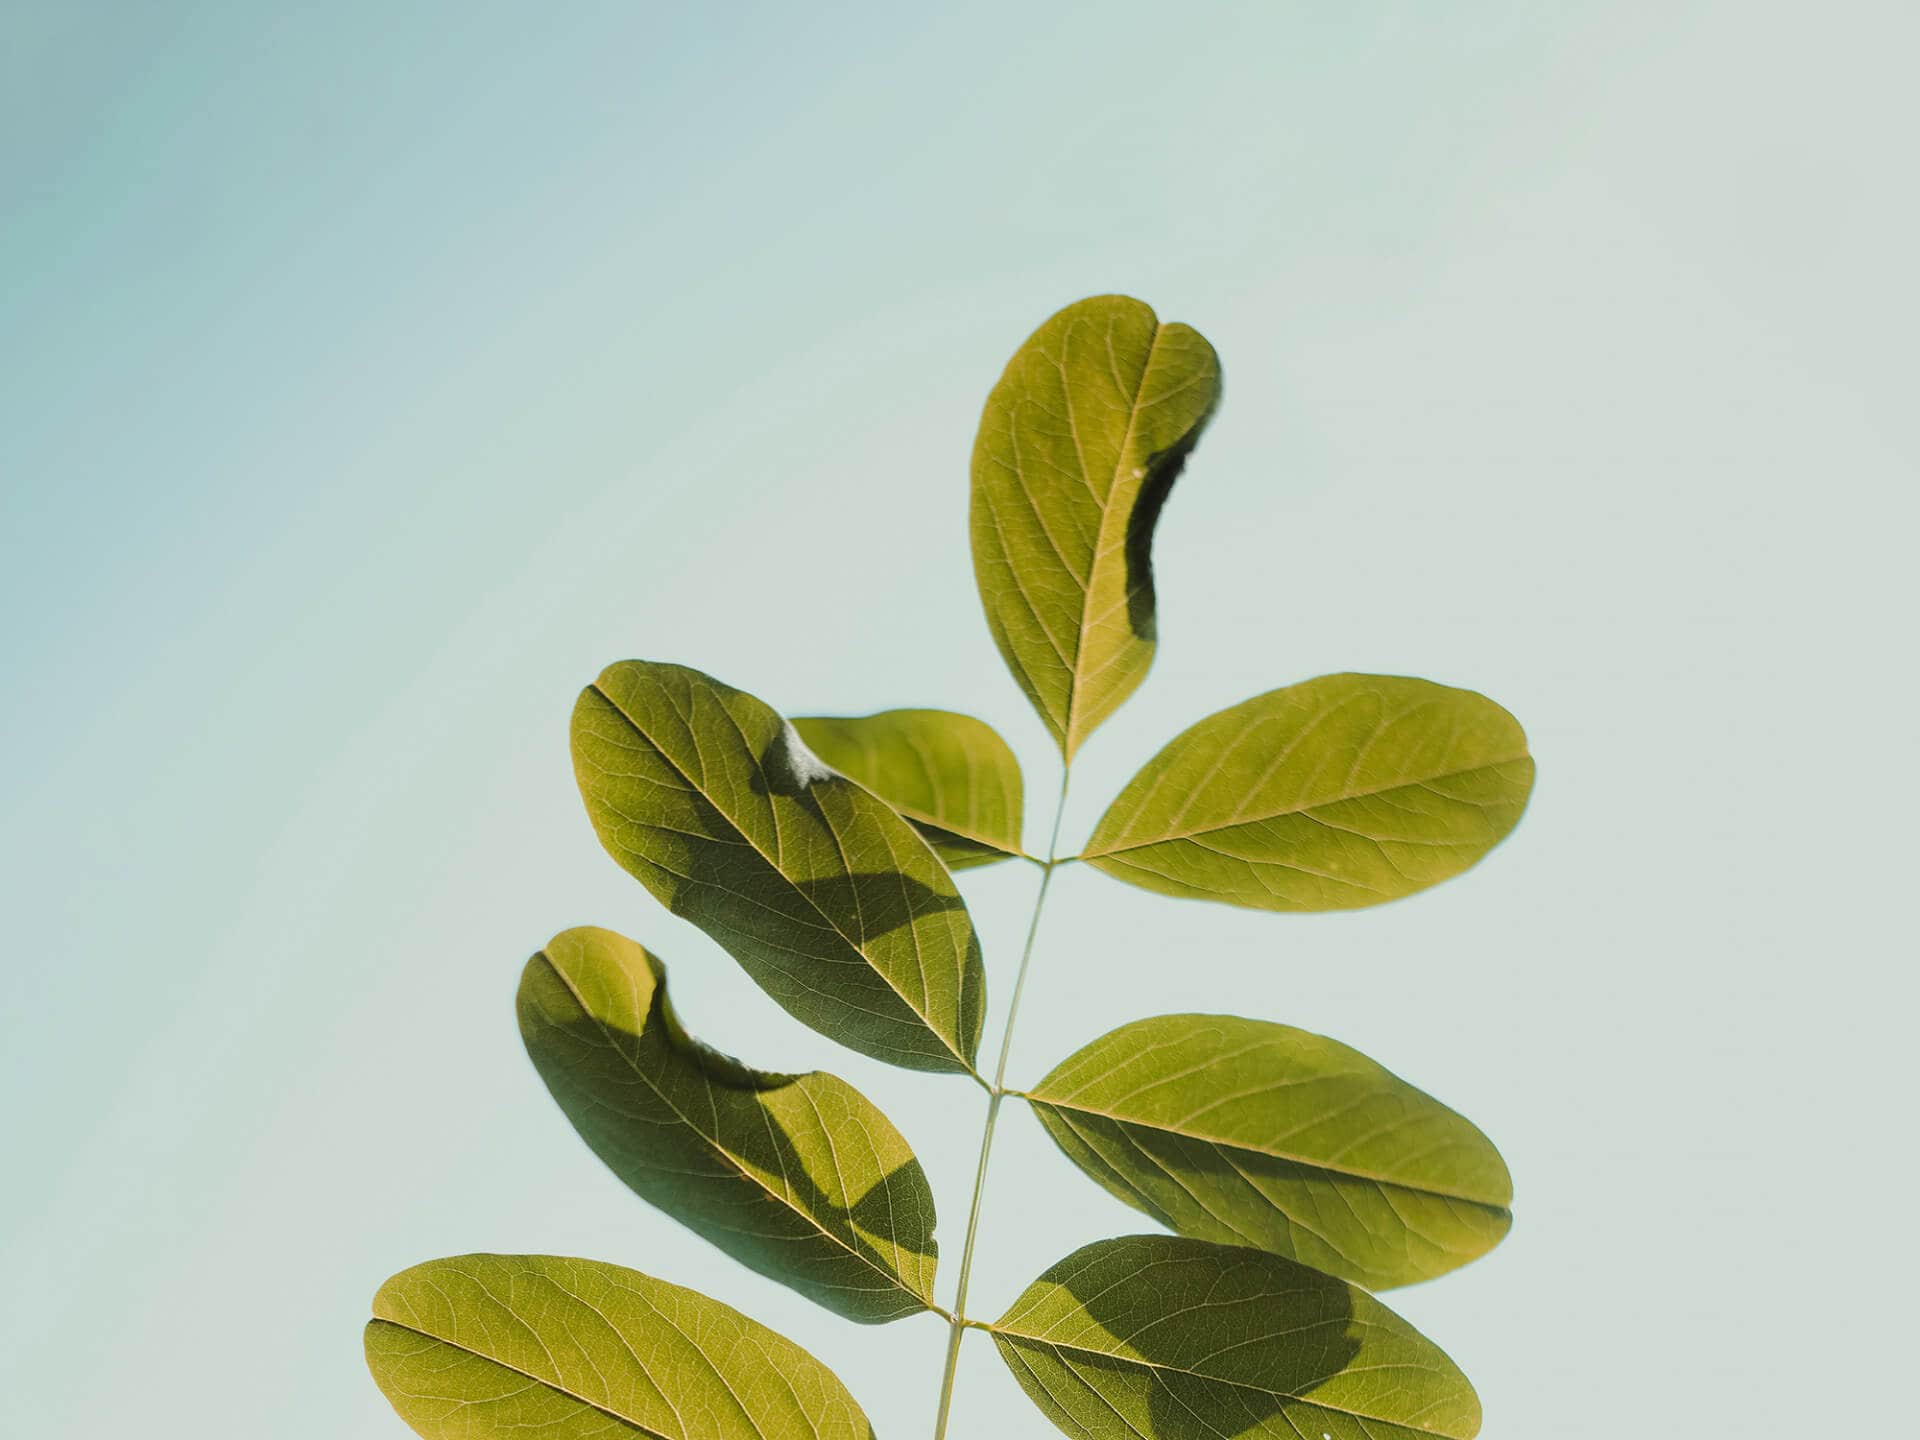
[1124,430,1206,641]
[1031,1236,1362,1436]
[627,730,985,1068]
[786,869,968,939]
[910,819,1014,869]
[659,862,983,1070]
[522,950,939,1324]
[655,825,969,950]
[742,730,977,940]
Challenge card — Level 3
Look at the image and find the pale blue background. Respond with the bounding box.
[3,3,1913,1434]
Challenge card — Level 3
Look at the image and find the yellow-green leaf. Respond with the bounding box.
[791,708,1026,869]
[1022,1014,1511,1290]
[572,660,986,1073]
[1081,673,1534,910]
[366,1254,874,1440]
[519,926,938,1322]
[971,295,1222,759]
[990,1235,1480,1440]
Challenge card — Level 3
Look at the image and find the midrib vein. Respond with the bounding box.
[1063,317,1165,752]
[541,956,924,1305]
[1084,751,1531,856]
[369,1317,672,1439]
[1027,1095,1510,1208]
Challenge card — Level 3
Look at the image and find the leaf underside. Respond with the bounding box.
[1083,672,1534,910]
[971,294,1222,759]
[364,298,1529,1440]
[571,660,986,1073]
[791,709,1026,869]
[990,1235,1480,1440]
[1026,1014,1511,1290]
[366,1253,875,1440]
[520,926,938,1323]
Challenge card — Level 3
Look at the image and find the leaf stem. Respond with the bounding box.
[931,768,1070,1439]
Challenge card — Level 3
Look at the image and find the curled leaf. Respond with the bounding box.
[971,295,1221,758]
[520,926,939,1322]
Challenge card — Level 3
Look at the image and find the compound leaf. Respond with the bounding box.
[572,660,986,1073]
[1082,673,1533,910]
[365,1253,875,1440]
[971,295,1222,759]
[991,1235,1480,1440]
[791,709,1025,869]
[1023,1014,1511,1290]
[519,925,939,1323]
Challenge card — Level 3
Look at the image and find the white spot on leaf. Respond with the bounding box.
[780,721,837,788]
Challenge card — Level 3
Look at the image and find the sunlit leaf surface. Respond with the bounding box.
[366,1254,875,1440]
[1024,1014,1511,1289]
[792,709,1025,869]
[1083,673,1533,910]
[971,294,1221,759]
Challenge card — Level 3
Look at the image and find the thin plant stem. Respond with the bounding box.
[931,768,1071,1439]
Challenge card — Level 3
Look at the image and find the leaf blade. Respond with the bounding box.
[1024,1014,1511,1290]
[791,708,1025,869]
[971,295,1222,758]
[1083,673,1534,910]
[990,1235,1480,1440]
[365,1253,875,1440]
[572,660,986,1073]
[519,926,939,1322]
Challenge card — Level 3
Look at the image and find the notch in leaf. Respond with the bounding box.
[520,926,939,1322]
[572,660,987,1073]
[366,1253,876,1440]
[990,1235,1481,1440]
[791,708,1026,869]
[1022,1013,1511,1290]
[971,294,1222,759]
[1081,673,1534,910]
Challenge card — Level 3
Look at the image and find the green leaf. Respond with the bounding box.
[572,660,987,1073]
[365,1254,875,1440]
[1081,673,1534,910]
[971,295,1222,759]
[519,926,939,1323]
[1022,1014,1511,1290]
[791,709,1026,869]
[990,1235,1480,1440]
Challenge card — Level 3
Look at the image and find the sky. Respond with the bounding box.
[2,2,1914,1435]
